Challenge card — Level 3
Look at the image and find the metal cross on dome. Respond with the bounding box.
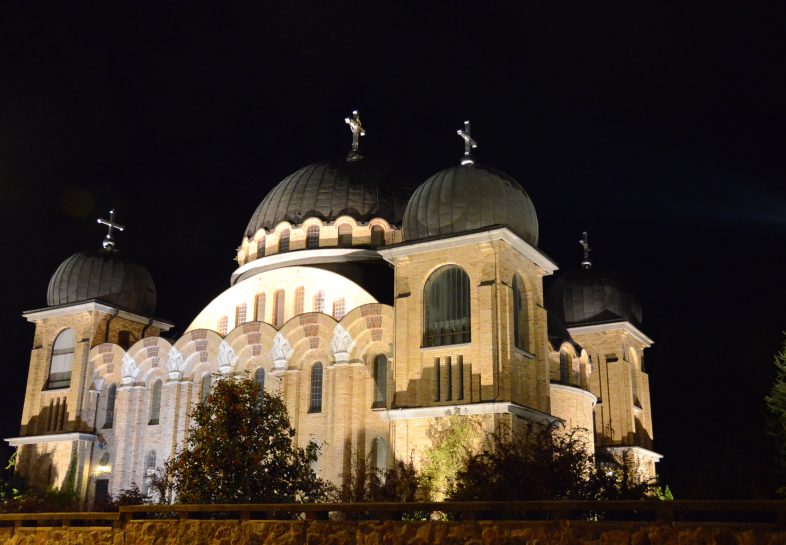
[97,209,125,250]
[580,231,592,269]
[457,120,478,166]
[344,109,365,160]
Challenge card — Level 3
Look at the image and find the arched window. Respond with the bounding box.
[309,362,323,413]
[255,367,265,392]
[200,374,212,403]
[295,286,305,315]
[512,275,530,351]
[103,384,116,429]
[148,380,162,425]
[278,229,290,253]
[256,236,266,258]
[370,225,385,246]
[306,225,320,249]
[255,293,266,322]
[338,224,352,247]
[559,350,570,385]
[236,303,247,326]
[423,265,471,347]
[313,290,325,313]
[371,437,388,472]
[255,368,265,408]
[145,450,157,472]
[48,328,75,389]
[217,316,228,336]
[332,298,346,320]
[274,289,285,327]
[372,354,387,408]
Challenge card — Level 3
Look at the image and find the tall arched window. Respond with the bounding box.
[332,298,346,320]
[512,275,530,351]
[236,303,247,326]
[278,229,290,253]
[274,289,285,327]
[309,362,323,413]
[423,265,471,347]
[200,374,212,403]
[313,290,325,313]
[294,286,305,315]
[255,293,266,322]
[372,354,387,408]
[148,380,162,425]
[48,328,75,389]
[370,225,385,246]
[217,316,228,336]
[255,367,265,392]
[256,236,266,258]
[559,350,570,385]
[338,224,352,247]
[255,368,265,408]
[306,225,320,249]
[103,384,117,429]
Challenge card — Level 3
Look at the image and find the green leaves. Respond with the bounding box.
[165,374,333,504]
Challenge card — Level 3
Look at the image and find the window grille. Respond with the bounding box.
[148,380,162,425]
[332,298,346,320]
[309,362,323,413]
[295,286,305,315]
[423,265,471,347]
[278,229,290,253]
[337,224,352,247]
[306,226,320,249]
[255,293,266,322]
[200,374,212,402]
[47,329,75,390]
[372,354,387,408]
[313,291,325,313]
[370,225,385,246]
[104,384,116,428]
[274,289,285,327]
[236,303,247,326]
[217,316,228,336]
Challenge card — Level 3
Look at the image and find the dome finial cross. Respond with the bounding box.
[580,231,592,269]
[97,209,125,250]
[457,120,478,166]
[344,109,365,161]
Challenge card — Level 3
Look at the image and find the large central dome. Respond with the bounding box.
[245,158,411,238]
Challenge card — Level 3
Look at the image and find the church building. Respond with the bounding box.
[7,112,661,503]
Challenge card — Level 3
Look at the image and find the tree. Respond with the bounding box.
[340,455,419,504]
[165,374,333,504]
[765,334,786,495]
[419,412,484,501]
[450,423,654,502]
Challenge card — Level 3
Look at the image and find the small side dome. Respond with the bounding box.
[402,164,539,246]
[47,249,157,315]
[244,157,411,238]
[546,267,642,327]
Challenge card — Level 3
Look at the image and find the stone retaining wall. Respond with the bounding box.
[1,519,785,545]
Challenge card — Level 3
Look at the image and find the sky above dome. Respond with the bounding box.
[0,2,784,498]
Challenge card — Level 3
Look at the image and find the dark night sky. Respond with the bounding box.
[0,2,784,498]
